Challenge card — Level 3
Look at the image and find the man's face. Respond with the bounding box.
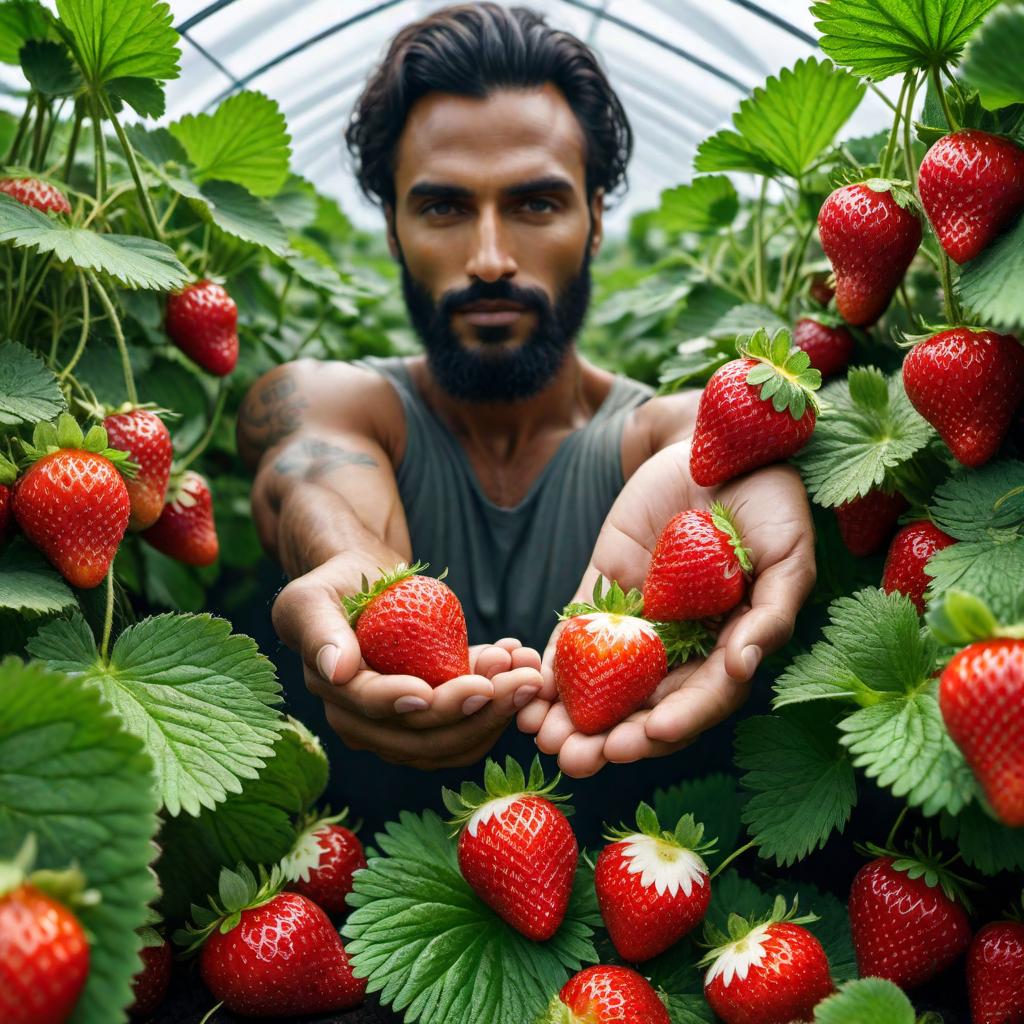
[389,84,603,401]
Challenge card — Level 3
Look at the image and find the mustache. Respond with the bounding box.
[437,279,552,321]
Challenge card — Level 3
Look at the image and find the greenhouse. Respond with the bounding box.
[0,1,1022,1022]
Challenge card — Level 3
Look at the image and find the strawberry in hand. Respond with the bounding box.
[141,470,219,566]
[282,810,367,915]
[443,756,578,941]
[542,964,670,1024]
[102,407,173,530]
[818,180,922,326]
[700,896,834,1024]
[689,327,820,489]
[595,803,713,962]
[918,129,1024,264]
[165,279,239,376]
[343,562,471,687]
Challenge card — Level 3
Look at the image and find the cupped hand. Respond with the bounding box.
[516,443,815,778]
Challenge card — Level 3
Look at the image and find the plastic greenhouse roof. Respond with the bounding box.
[9,1,900,232]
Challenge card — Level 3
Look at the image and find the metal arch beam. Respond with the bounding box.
[176,0,238,34]
[721,0,818,48]
[180,30,243,89]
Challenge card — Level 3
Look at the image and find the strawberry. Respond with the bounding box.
[0,483,11,543]
[595,804,713,962]
[642,503,751,621]
[127,929,172,1017]
[818,180,922,326]
[542,965,670,1024]
[443,757,578,941]
[809,274,835,307]
[968,919,1024,1024]
[284,812,367,915]
[848,854,971,988]
[13,414,133,588]
[181,865,365,1016]
[343,562,470,687]
[918,130,1024,264]
[902,328,1024,468]
[0,840,91,1024]
[793,317,855,378]
[701,896,834,1024]
[0,177,71,214]
[165,279,239,376]
[689,327,820,488]
[834,488,909,557]
[102,408,172,530]
[882,521,956,614]
[141,471,218,567]
[940,638,1024,827]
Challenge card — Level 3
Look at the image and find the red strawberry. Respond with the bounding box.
[940,638,1024,827]
[689,327,820,488]
[918,130,1024,264]
[128,931,172,1017]
[701,897,834,1024]
[186,865,365,1016]
[595,804,713,962]
[0,484,12,543]
[141,471,218,567]
[818,181,922,326]
[0,177,71,214]
[545,965,670,1024]
[834,488,909,557]
[809,274,835,307]
[102,408,172,530]
[642,503,751,621]
[343,562,470,687]
[443,757,578,941]
[903,328,1024,468]
[13,415,132,588]
[286,815,367,915]
[848,855,971,988]
[882,521,956,614]
[793,317,855,378]
[165,279,239,376]
[968,920,1024,1024]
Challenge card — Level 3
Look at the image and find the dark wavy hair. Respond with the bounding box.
[345,3,633,211]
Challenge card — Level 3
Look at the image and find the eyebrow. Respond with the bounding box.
[406,176,576,201]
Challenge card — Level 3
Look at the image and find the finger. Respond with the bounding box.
[511,646,543,672]
[402,674,496,727]
[557,732,608,778]
[516,696,551,734]
[536,702,577,754]
[486,666,545,717]
[472,644,514,680]
[272,576,362,684]
[604,716,689,763]
[493,637,523,652]
[305,667,434,719]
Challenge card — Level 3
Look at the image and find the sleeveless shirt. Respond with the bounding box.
[354,356,654,652]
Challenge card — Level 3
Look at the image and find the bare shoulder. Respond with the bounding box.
[621,389,702,477]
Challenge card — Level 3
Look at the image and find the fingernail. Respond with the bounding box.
[394,697,429,713]
[316,644,339,681]
[513,686,539,709]
[462,695,490,715]
[742,644,762,677]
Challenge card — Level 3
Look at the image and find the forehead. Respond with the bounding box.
[394,83,587,192]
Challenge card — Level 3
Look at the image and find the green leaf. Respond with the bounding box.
[812,0,1001,80]
[343,810,597,1024]
[657,176,739,234]
[665,993,717,1024]
[124,122,186,165]
[695,129,780,176]
[960,3,1024,109]
[20,39,82,96]
[958,210,1024,333]
[169,91,291,197]
[107,74,164,117]
[54,0,179,90]
[0,339,64,425]
[0,537,75,614]
[736,705,857,866]
[0,0,52,64]
[652,774,743,872]
[192,179,289,254]
[27,612,283,816]
[813,978,915,1024]
[941,801,1024,874]
[0,658,159,1024]
[0,194,189,289]
[795,369,934,508]
[838,688,975,816]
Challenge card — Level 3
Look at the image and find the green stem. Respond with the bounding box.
[275,270,294,331]
[880,75,910,180]
[5,100,32,165]
[176,381,228,472]
[780,217,818,307]
[99,563,115,662]
[869,81,899,114]
[753,178,769,303]
[198,222,211,277]
[29,95,47,170]
[91,96,107,199]
[58,275,90,380]
[294,302,329,356]
[885,806,908,850]
[932,65,959,133]
[63,100,84,182]
[9,249,28,334]
[102,97,162,239]
[710,840,757,881]
[87,270,136,405]
[11,252,54,339]
[38,98,65,172]
[939,251,961,324]
[674,248,748,302]
[158,192,180,232]
[902,74,920,185]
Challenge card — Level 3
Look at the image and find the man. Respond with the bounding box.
[239,3,814,783]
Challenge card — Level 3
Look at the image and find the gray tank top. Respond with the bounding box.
[354,356,654,652]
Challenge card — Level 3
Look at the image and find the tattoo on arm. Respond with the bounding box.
[273,439,379,480]
[239,377,310,449]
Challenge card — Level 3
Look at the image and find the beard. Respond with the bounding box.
[398,243,592,402]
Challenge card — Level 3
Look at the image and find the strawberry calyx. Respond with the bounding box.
[926,590,1024,646]
[278,806,356,885]
[0,452,16,486]
[604,802,717,860]
[858,837,977,910]
[341,560,433,626]
[651,619,713,667]
[0,835,99,911]
[17,412,138,479]
[560,574,644,621]
[709,501,753,574]
[698,894,818,971]
[441,755,571,837]
[739,327,821,421]
[898,322,1007,348]
[175,863,285,954]
[862,177,920,213]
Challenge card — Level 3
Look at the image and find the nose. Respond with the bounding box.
[465,207,517,282]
